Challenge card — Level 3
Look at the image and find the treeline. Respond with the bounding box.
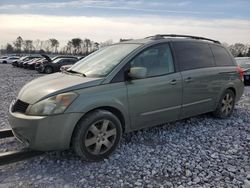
[0,36,113,55]
[223,43,250,57]
[1,36,250,57]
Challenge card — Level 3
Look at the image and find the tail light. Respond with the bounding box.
[237,66,244,81]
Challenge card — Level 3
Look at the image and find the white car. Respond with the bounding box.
[0,56,20,64]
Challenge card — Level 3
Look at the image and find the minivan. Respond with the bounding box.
[8,34,244,161]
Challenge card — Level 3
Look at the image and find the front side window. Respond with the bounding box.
[173,42,215,71]
[130,43,174,78]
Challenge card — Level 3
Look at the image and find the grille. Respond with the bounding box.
[12,99,29,113]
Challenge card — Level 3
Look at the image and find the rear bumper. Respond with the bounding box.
[8,106,83,151]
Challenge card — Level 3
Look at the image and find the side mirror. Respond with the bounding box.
[128,67,147,79]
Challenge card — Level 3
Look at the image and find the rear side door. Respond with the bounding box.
[126,43,182,130]
[172,41,218,119]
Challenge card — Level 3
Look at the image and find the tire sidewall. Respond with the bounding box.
[216,89,235,118]
[73,110,122,161]
[45,66,53,74]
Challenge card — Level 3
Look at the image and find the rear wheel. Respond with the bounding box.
[213,89,235,118]
[44,66,53,74]
[72,110,122,161]
[2,61,7,64]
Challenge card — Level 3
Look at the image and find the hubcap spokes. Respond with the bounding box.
[85,120,117,155]
[221,93,233,116]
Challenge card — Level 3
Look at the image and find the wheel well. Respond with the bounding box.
[227,87,236,96]
[45,66,54,72]
[70,106,126,147]
[89,106,126,133]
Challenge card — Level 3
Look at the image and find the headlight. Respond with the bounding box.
[27,92,78,115]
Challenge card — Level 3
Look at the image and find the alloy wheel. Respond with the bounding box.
[221,93,234,116]
[84,119,117,155]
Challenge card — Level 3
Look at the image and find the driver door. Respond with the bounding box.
[126,43,182,130]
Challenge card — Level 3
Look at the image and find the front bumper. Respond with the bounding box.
[8,106,83,151]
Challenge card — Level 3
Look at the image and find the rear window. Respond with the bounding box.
[173,42,215,71]
[210,45,234,66]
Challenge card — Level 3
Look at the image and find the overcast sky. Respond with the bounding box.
[0,0,249,47]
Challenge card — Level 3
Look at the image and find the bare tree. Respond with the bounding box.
[23,40,34,53]
[13,36,23,52]
[229,43,249,57]
[49,38,59,53]
[71,38,83,54]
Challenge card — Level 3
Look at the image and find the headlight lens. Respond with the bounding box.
[27,92,78,115]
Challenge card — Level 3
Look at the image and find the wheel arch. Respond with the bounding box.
[70,106,127,147]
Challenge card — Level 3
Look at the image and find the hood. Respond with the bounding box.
[41,54,52,62]
[18,73,104,104]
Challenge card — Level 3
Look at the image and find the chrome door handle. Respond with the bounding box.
[185,77,193,82]
[169,79,177,85]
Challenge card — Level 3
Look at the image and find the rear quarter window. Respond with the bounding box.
[172,42,215,71]
[210,45,234,66]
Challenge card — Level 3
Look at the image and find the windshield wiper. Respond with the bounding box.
[65,69,86,77]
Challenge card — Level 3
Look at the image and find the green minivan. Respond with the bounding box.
[8,35,244,161]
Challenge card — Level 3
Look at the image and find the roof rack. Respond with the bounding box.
[146,34,221,44]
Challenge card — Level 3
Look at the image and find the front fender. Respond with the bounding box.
[65,82,131,132]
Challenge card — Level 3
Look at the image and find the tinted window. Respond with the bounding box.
[130,43,174,78]
[173,42,215,71]
[210,45,234,66]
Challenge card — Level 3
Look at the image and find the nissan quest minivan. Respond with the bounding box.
[8,35,244,161]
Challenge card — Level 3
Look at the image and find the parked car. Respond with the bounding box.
[0,56,8,63]
[235,57,250,85]
[34,55,77,71]
[1,56,19,64]
[23,57,42,69]
[14,56,41,67]
[26,58,44,70]
[37,57,78,74]
[8,34,244,161]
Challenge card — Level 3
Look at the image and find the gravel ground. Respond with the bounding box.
[0,64,249,188]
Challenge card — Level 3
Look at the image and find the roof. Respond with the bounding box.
[119,34,221,45]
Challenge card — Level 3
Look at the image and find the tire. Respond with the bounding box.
[213,89,235,118]
[2,61,7,64]
[44,66,53,74]
[72,110,122,161]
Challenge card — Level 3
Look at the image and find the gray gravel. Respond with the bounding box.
[0,64,249,188]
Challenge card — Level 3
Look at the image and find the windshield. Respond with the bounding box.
[69,44,140,77]
[53,58,64,63]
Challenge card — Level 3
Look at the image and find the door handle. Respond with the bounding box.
[169,79,177,85]
[185,77,193,82]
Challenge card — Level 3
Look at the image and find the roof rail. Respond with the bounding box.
[146,34,221,44]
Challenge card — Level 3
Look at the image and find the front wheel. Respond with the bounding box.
[213,89,235,118]
[44,66,53,74]
[72,110,122,161]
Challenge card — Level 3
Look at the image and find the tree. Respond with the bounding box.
[13,36,23,52]
[66,41,73,54]
[23,40,33,53]
[71,38,82,54]
[84,38,91,54]
[6,43,14,53]
[247,48,250,57]
[229,43,248,57]
[237,52,243,57]
[49,38,59,53]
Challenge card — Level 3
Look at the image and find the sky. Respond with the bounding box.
[0,0,250,48]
